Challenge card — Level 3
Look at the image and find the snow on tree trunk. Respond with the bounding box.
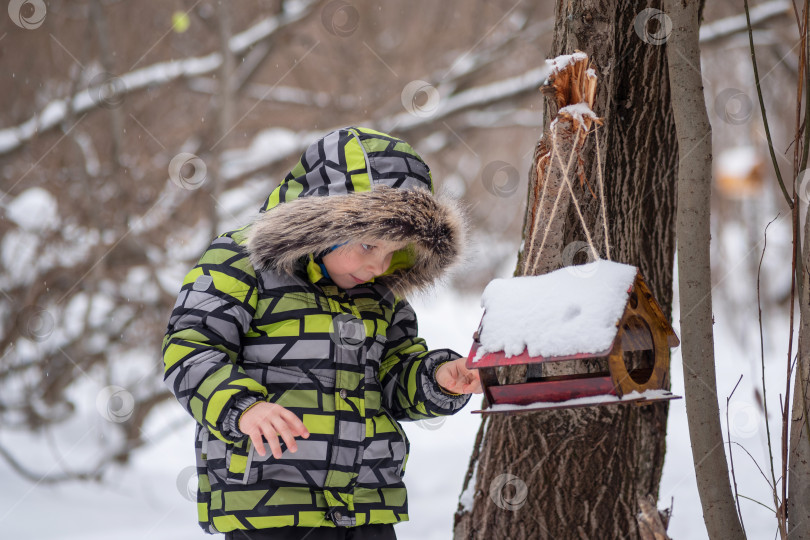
[452,0,681,538]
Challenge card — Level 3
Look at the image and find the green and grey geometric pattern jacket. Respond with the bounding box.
[163,127,469,534]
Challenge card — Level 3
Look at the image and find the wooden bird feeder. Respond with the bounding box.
[466,260,680,414]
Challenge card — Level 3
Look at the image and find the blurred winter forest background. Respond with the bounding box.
[0,0,804,538]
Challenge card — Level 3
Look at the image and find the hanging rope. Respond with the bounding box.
[527,116,606,275]
[522,142,557,274]
[549,123,600,264]
[594,124,611,261]
[530,126,585,274]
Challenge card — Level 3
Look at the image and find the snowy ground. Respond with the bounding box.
[0,264,791,539]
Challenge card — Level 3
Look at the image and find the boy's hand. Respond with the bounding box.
[436,357,482,395]
[239,402,310,458]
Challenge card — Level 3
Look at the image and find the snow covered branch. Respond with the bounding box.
[0,0,316,155]
[380,66,551,133]
[186,78,357,109]
[699,0,791,44]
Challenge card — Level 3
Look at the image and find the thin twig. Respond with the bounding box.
[737,493,778,513]
[758,216,782,522]
[731,441,777,489]
[727,374,749,533]
[744,0,794,209]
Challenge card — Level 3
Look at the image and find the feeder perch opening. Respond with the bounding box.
[467,260,680,414]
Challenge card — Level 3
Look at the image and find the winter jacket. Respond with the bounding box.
[162,126,469,534]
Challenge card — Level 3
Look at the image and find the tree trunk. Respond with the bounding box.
[453,0,680,538]
[665,0,745,537]
[788,199,810,539]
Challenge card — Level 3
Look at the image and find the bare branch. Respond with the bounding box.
[380,66,550,133]
[0,0,317,156]
[744,0,794,209]
[186,78,353,109]
[726,375,748,535]
[700,0,791,45]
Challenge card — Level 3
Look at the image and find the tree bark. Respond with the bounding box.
[453,0,680,538]
[788,199,810,539]
[665,0,746,538]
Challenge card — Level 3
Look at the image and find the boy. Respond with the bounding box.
[163,126,481,539]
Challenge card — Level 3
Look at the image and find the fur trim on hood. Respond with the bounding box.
[247,185,465,297]
[245,127,465,297]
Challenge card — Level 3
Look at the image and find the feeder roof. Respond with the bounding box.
[475,259,638,361]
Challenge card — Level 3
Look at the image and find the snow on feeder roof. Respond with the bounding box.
[474,259,638,361]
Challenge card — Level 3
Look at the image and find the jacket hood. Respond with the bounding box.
[246,126,465,296]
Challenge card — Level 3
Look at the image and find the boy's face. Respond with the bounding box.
[321,240,406,289]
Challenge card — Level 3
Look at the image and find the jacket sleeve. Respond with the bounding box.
[378,299,470,421]
[162,236,267,443]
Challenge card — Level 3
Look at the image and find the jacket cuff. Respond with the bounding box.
[422,351,471,413]
[222,395,262,439]
[433,360,462,396]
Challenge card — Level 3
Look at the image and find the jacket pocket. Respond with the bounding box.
[225,439,256,485]
[226,435,332,488]
[381,408,410,478]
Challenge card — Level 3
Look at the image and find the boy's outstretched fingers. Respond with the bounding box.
[239,402,310,458]
[460,360,482,394]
